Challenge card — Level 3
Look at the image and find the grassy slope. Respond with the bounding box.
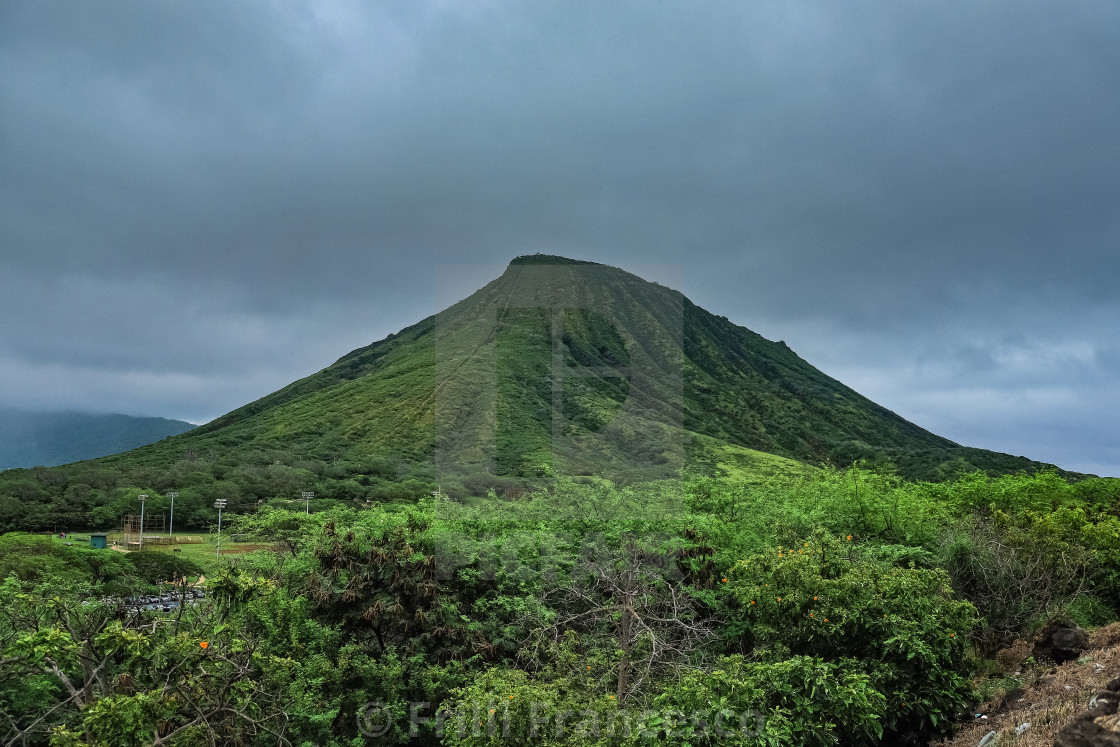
[680,298,955,459]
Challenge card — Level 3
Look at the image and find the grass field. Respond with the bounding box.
[46,529,265,574]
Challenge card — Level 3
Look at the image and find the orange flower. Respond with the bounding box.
[813,596,818,601]
[509,696,514,700]
[824,618,829,622]
[950,633,955,638]
[847,535,852,540]
[721,578,727,583]
[809,613,814,618]
[200,641,209,649]
[750,600,755,605]
[777,597,782,602]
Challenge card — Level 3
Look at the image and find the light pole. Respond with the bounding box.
[214,499,227,559]
[138,494,148,551]
[302,491,314,515]
[168,491,178,539]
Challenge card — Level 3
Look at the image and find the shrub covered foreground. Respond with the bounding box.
[0,468,1117,745]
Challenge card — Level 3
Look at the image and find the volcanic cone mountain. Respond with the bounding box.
[111,254,1051,485]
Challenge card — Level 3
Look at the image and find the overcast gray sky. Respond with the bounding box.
[2,0,1117,476]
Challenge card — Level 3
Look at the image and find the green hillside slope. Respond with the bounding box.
[147,256,946,476]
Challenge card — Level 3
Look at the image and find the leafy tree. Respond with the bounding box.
[306,516,492,672]
[228,507,327,557]
[122,552,203,586]
[0,577,294,745]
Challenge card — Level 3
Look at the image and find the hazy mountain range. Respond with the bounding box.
[0,409,194,470]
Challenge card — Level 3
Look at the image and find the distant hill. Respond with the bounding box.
[0,409,195,470]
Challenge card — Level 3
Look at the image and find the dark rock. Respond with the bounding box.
[1033,620,1091,664]
[1053,720,1120,746]
[1053,675,1120,745]
[1088,691,1119,717]
[1056,625,1093,652]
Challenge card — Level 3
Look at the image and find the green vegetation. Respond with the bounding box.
[0,534,201,593]
[2,468,1118,745]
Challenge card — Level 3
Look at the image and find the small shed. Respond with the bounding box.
[89,533,108,549]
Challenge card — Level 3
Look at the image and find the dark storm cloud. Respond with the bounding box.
[2,1,1117,472]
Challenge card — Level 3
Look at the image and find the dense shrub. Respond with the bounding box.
[935,503,1120,650]
[2,469,1118,745]
[0,533,133,586]
[443,654,887,747]
[722,530,978,742]
[649,655,887,746]
[122,551,203,585]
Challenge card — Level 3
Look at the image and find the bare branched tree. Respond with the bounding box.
[940,516,1087,652]
[0,583,292,746]
[524,537,714,703]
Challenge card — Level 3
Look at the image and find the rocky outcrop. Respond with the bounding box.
[1053,675,1120,746]
[1034,620,1091,665]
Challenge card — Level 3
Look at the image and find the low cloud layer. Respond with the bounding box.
[2,1,1117,474]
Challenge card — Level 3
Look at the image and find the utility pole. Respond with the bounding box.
[214,499,227,559]
[138,494,148,551]
[302,491,314,515]
[168,491,178,539]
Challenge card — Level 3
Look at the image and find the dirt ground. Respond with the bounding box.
[933,623,1120,746]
